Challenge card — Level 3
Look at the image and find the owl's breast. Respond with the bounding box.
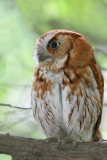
[32,67,65,137]
[32,66,102,140]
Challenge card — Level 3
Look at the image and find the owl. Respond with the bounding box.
[31,29,104,142]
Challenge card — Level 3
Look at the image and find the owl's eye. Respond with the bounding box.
[48,41,60,48]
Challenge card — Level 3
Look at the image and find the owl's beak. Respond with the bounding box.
[36,50,52,62]
[38,55,52,62]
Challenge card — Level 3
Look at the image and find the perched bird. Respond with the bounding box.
[31,29,104,142]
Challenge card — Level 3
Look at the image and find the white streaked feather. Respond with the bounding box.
[32,62,101,141]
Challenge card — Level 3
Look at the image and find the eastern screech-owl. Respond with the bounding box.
[31,29,104,142]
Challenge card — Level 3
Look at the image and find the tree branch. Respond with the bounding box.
[0,103,31,110]
[0,134,107,160]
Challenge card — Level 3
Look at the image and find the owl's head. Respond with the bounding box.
[34,29,95,68]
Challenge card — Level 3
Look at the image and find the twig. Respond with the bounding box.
[0,83,31,88]
[0,103,31,110]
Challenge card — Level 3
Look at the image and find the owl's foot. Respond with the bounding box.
[96,140,107,146]
[45,137,78,147]
[45,137,58,143]
[59,137,77,147]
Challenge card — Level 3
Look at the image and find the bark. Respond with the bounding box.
[0,133,107,160]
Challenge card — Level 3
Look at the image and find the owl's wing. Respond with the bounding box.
[91,64,104,140]
[61,66,104,141]
[91,65,104,104]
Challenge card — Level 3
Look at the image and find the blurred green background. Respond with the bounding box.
[0,0,107,159]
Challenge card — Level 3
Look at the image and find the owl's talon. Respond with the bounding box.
[59,137,77,147]
[96,139,102,144]
[96,140,107,146]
